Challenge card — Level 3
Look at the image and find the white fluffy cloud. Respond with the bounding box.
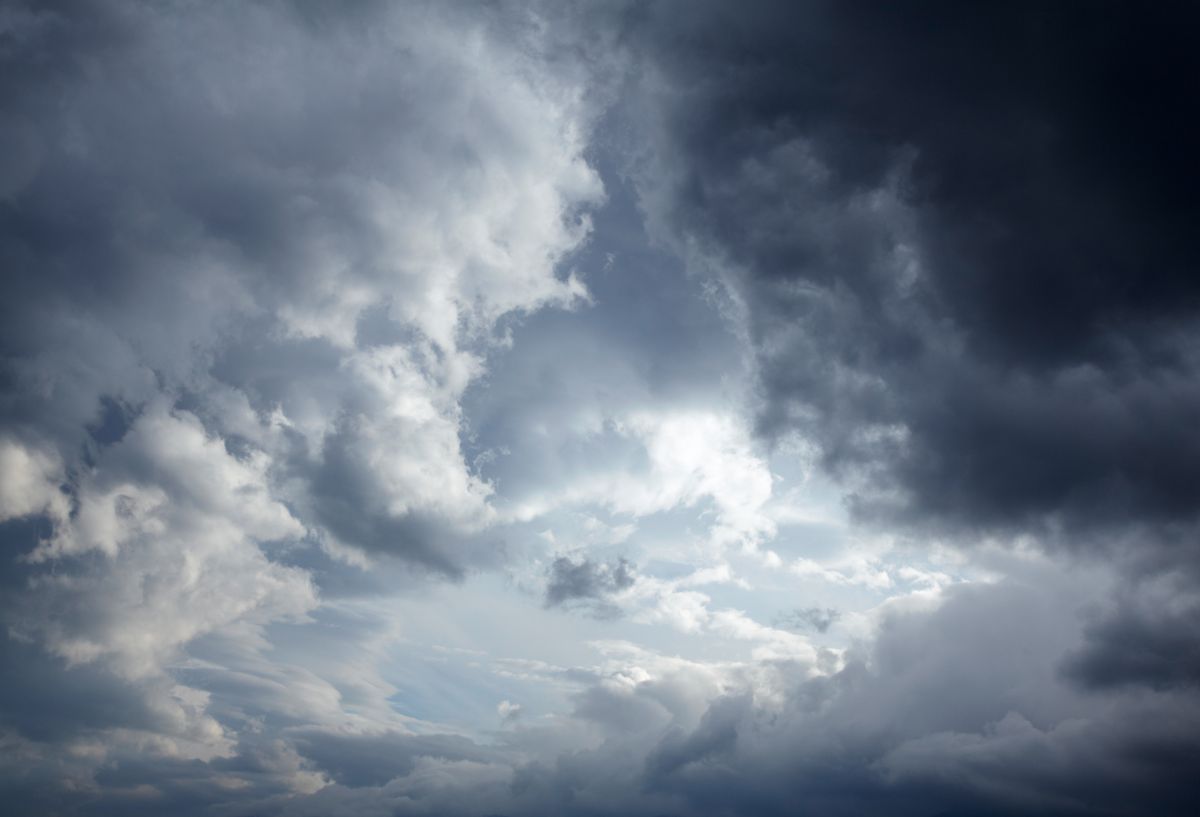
[14,403,314,680]
[0,437,66,523]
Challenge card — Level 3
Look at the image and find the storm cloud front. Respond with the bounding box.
[2,2,1199,815]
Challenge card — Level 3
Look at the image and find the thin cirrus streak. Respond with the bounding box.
[1,2,1198,816]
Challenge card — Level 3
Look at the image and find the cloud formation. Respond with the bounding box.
[544,555,636,612]
[623,0,1200,547]
[2,2,1199,816]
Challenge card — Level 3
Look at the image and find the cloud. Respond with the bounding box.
[1,0,603,570]
[513,571,1200,817]
[620,0,1200,548]
[774,607,840,634]
[3,541,1197,816]
[1062,573,1200,691]
[292,730,495,789]
[0,0,606,678]
[497,700,523,723]
[0,438,66,523]
[8,402,316,682]
[544,555,636,615]
[4,2,1200,815]
[0,0,607,809]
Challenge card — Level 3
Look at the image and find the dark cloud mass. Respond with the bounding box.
[2,1,1199,816]
[1063,580,1200,691]
[626,0,1200,542]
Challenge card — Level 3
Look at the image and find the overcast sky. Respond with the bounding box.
[2,2,1199,815]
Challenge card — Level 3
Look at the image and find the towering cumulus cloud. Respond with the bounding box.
[1,2,1198,815]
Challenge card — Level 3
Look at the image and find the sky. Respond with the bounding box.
[1,2,1199,815]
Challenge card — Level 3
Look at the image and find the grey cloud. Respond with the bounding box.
[774,606,840,634]
[0,633,164,743]
[544,555,635,613]
[293,730,495,788]
[570,681,673,736]
[1063,591,1200,692]
[309,428,464,576]
[642,694,746,783]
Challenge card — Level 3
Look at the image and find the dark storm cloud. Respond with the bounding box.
[625,0,1200,543]
[544,555,635,613]
[611,18,1200,805]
